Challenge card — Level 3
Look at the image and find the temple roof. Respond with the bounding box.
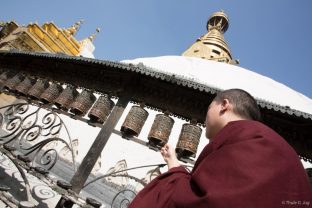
[122,55,312,116]
[0,51,311,161]
[0,50,311,121]
[0,20,97,58]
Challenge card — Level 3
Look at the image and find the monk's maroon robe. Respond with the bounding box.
[129,120,312,208]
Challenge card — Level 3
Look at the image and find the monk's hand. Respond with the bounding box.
[160,143,180,169]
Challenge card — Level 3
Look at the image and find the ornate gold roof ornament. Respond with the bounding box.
[77,28,99,57]
[88,28,100,42]
[207,10,228,33]
[65,20,84,36]
[182,10,239,65]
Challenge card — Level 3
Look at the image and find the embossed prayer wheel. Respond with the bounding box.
[27,78,49,100]
[3,73,25,92]
[15,76,36,96]
[54,85,79,110]
[120,105,149,137]
[175,123,202,158]
[70,89,96,116]
[40,82,63,104]
[88,95,114,123]
[148,114,174,147]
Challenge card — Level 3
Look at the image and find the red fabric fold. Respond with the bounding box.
[129,120,312,208]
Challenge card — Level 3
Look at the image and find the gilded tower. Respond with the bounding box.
[182,11,239,64]
[0,20,99,58]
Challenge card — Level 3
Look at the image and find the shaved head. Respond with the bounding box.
[213,89,261,121]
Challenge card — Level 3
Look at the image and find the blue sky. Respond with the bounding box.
[2,0,312,99]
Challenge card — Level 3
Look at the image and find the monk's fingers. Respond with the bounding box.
[163,143,170,150]
[161,144,169,152]
[165,145,174,153]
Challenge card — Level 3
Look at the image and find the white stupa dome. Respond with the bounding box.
[122,55,312,116]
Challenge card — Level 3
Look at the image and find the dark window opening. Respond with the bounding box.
[212,49,221,55]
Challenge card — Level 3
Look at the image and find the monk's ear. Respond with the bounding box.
[220,98,231,113]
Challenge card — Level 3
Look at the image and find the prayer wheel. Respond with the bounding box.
[70,89,96,116]
[54,85,78,110]
[120,105,149,137]
[148,113,174,147]
[40,82,63,104]
[175,123,202,158]
[3,73,25,92]
[88,95,114,123]
[15,76,36,96]
[27,78,49,100]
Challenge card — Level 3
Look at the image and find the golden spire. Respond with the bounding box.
[207,11,228,33]
[88,28,100,42]
[182,11,239,64]
[65,20,84,36]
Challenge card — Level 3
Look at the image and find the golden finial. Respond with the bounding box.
[182,10,238,64]
[207,10,229,33]
[88,28,100,42]
[66,20,84,36]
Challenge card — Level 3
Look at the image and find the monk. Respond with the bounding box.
[128,89,312,208]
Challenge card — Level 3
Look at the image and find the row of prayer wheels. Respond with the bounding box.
[0,71,114,124]
[121,105,202,158]
[0,71,202,158]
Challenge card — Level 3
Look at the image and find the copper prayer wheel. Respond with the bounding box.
[148,114,174,147]
[175,123,202,158]
[88,95,114,123]
[120,105,149,137]
[54,85,78,110]
[70,89,96,116]
[27,78,49,100]
[40,82,63,104]
[3,73,25,92]
[15,76,36,96]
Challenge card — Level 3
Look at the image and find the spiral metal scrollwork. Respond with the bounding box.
[111,189,136,208]
[32,185,56,200]
[0,103,76,171]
